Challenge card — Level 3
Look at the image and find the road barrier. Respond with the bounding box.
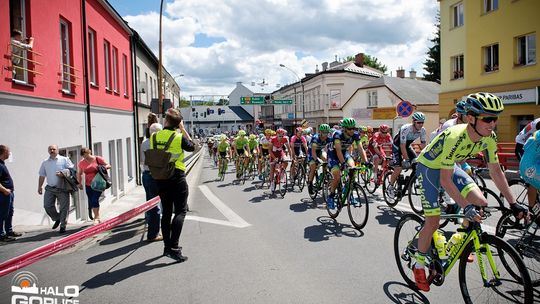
[0,147,202,277]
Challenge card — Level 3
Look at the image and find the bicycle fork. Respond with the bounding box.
[473,236,502,287]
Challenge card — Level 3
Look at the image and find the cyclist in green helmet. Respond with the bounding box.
[307,124,332,195]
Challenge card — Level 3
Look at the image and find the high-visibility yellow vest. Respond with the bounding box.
[150,129,185,171]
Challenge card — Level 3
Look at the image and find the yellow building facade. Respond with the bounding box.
[439,0,540,141]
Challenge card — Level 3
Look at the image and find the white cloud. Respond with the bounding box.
[124,0,439,97]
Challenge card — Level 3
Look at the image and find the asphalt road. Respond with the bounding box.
[0,151,537,303]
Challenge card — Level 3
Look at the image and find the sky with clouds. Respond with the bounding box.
[109,0,439,98]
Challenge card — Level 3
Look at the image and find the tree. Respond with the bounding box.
[345,54,388,73]
[178,96,190,107]
[423,13,440,83]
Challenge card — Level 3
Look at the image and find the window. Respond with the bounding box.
[60,19,73,93]
[88,28,97,85]
[452,55,464,79]
[93,142,102,157]
[112,47,118,92]
[10,0,31,83]
[367,91,377,107]
[452,2,464,28]
[122,54,128,96]
[144,72,149,103]
[104,40,111,90]
[149,76,153,99]
[516,33,536,66]
[154,79,158,98]
[126,137,133,181]
[484,44,499,72]
[484,0,498,13]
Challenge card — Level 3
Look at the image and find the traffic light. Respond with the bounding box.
[218,108,221,115]
[207,108,210,115]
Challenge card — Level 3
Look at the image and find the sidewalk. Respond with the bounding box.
[0,185,149,263]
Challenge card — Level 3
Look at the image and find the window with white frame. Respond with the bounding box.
[60,19,72,93]
[88,28,97,85]
[112,47,118,92]
[484,44,499,72]
[122,54,128,96]
[484,0,498,13]
[452,54,464,79]
[516,33,536,66]
[10,0,31,83]
[367,91,377,107]
[104,40,111,90]
[452,2,464,28]
[144,72,148,103]
[149,76,153,99]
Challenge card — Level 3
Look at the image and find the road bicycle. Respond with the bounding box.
[382,160,420,211]
[309,160,330,201]
[326,166,369,230]
[365,156,392,194]
[244,154,257,180]
[271,158,289,198]
[258,155,271,189]
[290,155,307,192]
[235,154,249,184]
[496,203,540,287]
[394,208,533,303]
[217,154,229,181]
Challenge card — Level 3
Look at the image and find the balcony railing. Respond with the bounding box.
[59,63,81,94]
[6,42,43,84]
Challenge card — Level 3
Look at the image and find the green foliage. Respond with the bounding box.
[345,54,388,73]
[423,13,441,83]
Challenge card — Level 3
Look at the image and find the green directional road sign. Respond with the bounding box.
[240,96,265,104]
[272,99,293,104]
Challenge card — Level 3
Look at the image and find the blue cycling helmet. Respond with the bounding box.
[455,101,467,114]
[412,112,425,122]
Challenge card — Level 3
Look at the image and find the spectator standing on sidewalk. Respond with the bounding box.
[38,145,74,233]
[0,145,22,242]
[141,122,163,242]
[152,108,195,262]
[77,148,111,225]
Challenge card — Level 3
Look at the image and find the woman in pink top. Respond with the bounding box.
[77,148,111,224]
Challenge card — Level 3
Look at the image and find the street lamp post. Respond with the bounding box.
[158,0,164,116]
[279,64,304,126]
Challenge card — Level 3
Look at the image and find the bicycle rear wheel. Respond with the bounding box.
[394,213,424,290]
[458,234,533,304]
[347,182,369,229]
[309,171,319,200]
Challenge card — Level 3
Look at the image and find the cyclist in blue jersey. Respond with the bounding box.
[307,124,331,195]
[326,118,368,209]
[520,129,540,206]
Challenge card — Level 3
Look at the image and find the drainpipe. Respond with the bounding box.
[81,0,92,148]
[131,34,141,185]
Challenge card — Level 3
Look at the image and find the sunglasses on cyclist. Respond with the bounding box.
[478,116,498,123]
[414,121,424,125]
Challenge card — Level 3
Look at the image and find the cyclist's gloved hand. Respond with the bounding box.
[510,203,529,219]
[463,204,481,222]
[401,160,411,169]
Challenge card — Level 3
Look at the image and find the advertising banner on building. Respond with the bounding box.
[330,90,341,109]
[494,88,537,105]
[352,108,372,120]
[373,107,397,119]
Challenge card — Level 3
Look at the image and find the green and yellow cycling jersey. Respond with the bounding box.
[417,124,499,170]
[217,141,230,153]
[234,136,249,149]
[248,139,258,150]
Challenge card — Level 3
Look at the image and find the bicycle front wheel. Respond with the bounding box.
[347,182,369,230]
[407,174,423,215]
[458,234,533,304]
[297,164,306,192]
[277,169,288,198]
[382,170,398,207]
[365,169,378,194]
[394,213,424,290]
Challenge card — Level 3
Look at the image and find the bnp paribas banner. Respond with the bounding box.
[494,88,538,105]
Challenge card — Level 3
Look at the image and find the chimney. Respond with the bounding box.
[315,64,319,73]
[409,69,417,79]
[396,67,405,78]
[322,62,328,71]
[354,53,364,67]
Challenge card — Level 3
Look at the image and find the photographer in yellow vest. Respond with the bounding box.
[150,108,195,262]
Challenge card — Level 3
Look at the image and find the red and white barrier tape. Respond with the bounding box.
[0,196,160,277]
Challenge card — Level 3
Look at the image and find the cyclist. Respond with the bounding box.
[233,130,250,178]
[520,129,540,225]
[290,127,309,181]
[307,124,331,195]
[368,124,392,182]
[217,134,231,174]
[258,129,274,180]
[248,133,259,163]
[516,117,540,209]
[387,112,427,198]
[207,137,215,157]
[326,118,368,209]
[412,92,529,292]
[303,127,313,145]
[358,125,370,150]
[269,128,290,192]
